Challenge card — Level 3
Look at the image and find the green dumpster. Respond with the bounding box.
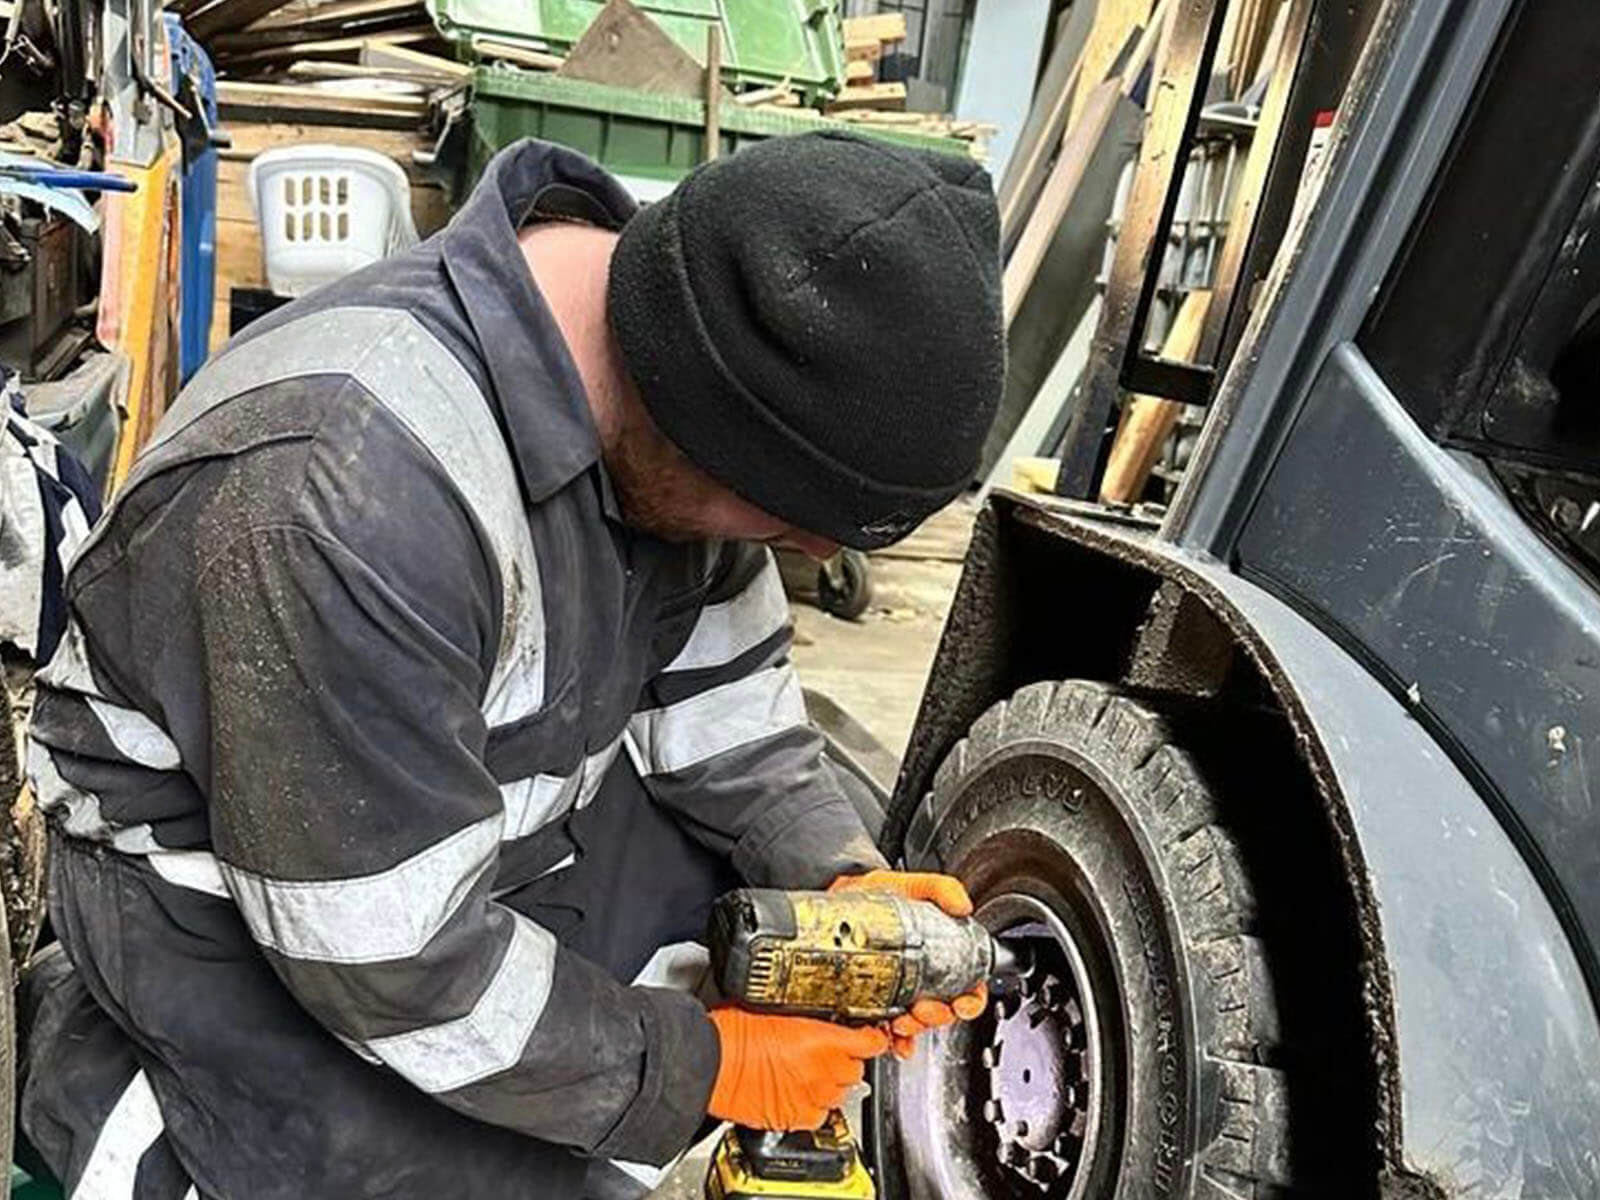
[428,0,846,100]
[464,67,973,201]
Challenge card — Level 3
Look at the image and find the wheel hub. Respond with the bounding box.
[980,925,1093,1191]
[881,889,1109,1200]
[977,918,1096,1195]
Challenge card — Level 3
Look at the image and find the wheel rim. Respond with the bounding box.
[976,895,1104,1197]
[886,887,1114,1200]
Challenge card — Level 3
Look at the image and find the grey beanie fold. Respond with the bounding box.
[607,130,1004,550]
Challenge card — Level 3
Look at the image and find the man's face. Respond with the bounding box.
[605,395,839,559]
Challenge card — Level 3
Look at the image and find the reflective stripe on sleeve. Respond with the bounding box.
[218,814,502,964]
[362,913,557,1093]
[627,666,807,776]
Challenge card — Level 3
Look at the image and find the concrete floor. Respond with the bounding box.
[645,540,965,1199]
[790,556,962,761]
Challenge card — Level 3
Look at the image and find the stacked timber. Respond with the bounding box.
[829,13,908,113]
[803,12,990,156]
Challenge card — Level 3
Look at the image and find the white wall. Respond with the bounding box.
[954,0,1054,184]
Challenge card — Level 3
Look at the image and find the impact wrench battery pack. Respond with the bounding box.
[705,1113,875,1200]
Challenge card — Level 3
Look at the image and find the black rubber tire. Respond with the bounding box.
[871,681,1307,1200]
[816,550,873,621]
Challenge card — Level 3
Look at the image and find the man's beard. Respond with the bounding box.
[603,417,728,543]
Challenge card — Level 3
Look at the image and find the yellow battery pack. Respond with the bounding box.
[704,1113,875,1200]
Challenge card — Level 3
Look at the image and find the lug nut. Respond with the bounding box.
[982,1099,1005,1125]
[1037,974,1062,1008]
[980,1045,999,1069]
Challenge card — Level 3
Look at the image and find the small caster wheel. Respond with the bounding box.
[817,549,872,621]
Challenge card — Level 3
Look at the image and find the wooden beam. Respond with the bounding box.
[999,58,1082,247]
[246,0,419,31]
[187,0,301,43]
[287,59,446,86]
[215,78,427,125]
[472,38,564,71]
[360,37,470,79]
[1002,78,1121,327]
[217,118,431,166]
[703,23,721,162]
[841,12,906,45]
[1117,0,1169,94]
[1068,0,1154,126]
[825,81,906,112]
[843,37,883,64]
[216,27,429,66]
[1098,289,1210,504]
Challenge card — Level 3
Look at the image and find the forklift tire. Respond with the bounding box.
[817,550,873,622]
[869,680,1354,1199]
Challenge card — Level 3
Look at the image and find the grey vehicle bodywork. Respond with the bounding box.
[886,0,1600,1192]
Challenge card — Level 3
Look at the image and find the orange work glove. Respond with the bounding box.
[828,869,989,1059]
[707,1007,891,1131]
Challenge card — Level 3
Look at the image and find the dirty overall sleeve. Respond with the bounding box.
[630,543,887,889]
[194,500,715,1164]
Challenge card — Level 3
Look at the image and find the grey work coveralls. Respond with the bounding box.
[20,139,885,1198]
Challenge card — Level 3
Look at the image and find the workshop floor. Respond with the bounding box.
[646,506,971,1200]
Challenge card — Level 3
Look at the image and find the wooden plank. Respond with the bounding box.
[1002,78,1121,327]
[472,38,565,71]
[999,59,1082,247]
[215,26,428,67]
[844,37,883,63]
[1245,0,1290,97]
[287,59,450,86]
[1068,0,1153,126]
[246,0,418,32]
[733,82,794,106]
[998,1,1096,224]
[187,0,301,42]
[841,12,906,45]
[844,58,874,84]
[703,23,722,161]
[1098,289,1210,504]
[1117,0,1169,94]
[216,81,428,131]
[219,119,429,160]
[217,79,427,121]
[825,81,906,112]
[556,0,707,98]
[359,37,470,79]
[216,5,422,47]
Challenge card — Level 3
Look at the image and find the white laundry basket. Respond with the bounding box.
[248,144,420,297]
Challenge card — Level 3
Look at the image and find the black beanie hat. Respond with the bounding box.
[607,130,1004,550]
